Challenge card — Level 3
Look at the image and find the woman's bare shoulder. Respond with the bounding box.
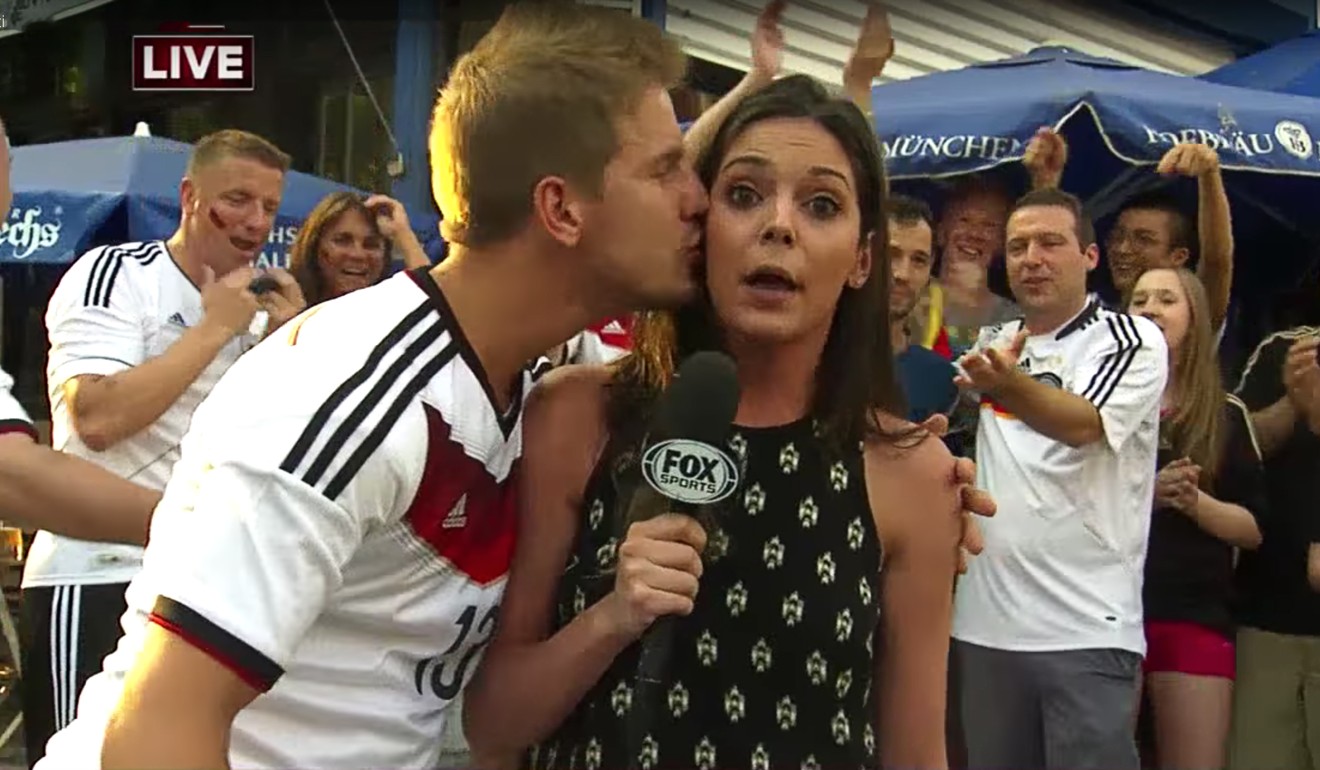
[864,410,953,470]
[863,412,957,511]
[527,364,612,419]
[862,412,960,553]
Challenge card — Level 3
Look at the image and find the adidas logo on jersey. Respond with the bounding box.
[442,496,468,529]
[601,320,626,335]
[167,312,188,327]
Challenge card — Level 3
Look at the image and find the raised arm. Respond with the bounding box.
[1157,144,1233,330]
[682,0,784,162]
[366,194,433,270]
[51,254,259,452]
[868,428,961,769]
[842,2,893,112]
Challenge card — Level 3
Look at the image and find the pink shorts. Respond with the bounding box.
[1143,620,1235,679]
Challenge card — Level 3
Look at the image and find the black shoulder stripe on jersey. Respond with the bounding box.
[322,344,459,500]
[279,301,432,474]
[279,302,464,502]
[1054,297,1101,340]
[82,242,161,308]
[530,357,554,382]
[1234,326,1318,396]
[299,320,450,489]
[1082,313,1141,408]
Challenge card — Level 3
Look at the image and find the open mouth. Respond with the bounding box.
[230,236,260,252]
[742,265,801,293]
[1110,257,1139,274]
[953,243,985,263]
[340,267,371,278]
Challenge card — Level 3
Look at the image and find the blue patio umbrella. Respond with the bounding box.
[870,46,1320,186]
[867,46,1320,305]
[0,134,362,266]
[1201,30,1320,98]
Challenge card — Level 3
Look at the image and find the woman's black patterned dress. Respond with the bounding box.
[530,418,882,770]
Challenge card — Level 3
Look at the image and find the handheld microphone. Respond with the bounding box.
[624,351,741,768]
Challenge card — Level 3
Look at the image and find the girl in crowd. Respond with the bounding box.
[1127,266,1266,770]
[463,67,972,769]
[287,191,430,306]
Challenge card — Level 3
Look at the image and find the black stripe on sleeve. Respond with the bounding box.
[300,321,448,488]
[1081,314,1140,408]
[322,344,458,500]
[279,301,433,475]
[81,242,162,308]
[280,299,460,502]
[149,596,284,692]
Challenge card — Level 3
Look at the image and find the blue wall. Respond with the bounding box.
[390,0,445,261]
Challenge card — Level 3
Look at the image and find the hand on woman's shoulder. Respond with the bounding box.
[866,410,955,469]
[864,410,962,554]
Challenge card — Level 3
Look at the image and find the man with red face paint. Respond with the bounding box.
[20,129,305,767]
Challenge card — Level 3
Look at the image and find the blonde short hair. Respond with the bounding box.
[430,1,686,247]
[187,129,291,177]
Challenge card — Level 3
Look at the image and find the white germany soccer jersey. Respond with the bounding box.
[25,241,255,588]
[0,366,35,439]
[952,297,1167,655]
[38,269,527,770]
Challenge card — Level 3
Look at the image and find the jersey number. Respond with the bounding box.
[414,603,498,700]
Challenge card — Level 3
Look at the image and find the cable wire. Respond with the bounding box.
[322,0,401,157]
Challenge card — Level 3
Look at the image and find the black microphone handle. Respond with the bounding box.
[624,493,696,770]
[625,616,676,769]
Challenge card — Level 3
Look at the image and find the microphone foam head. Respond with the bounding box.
[653,351,740,446]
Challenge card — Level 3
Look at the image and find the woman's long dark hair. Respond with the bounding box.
[288,192,393,306]
[606,74,910,454]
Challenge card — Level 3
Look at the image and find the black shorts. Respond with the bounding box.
[20,583,128,768]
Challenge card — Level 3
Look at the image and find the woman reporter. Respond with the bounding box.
[464,71,973,770]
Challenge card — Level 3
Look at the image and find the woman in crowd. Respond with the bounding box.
[1127,266,1266,770]
[462,61,974,769]
[287,191,430,306]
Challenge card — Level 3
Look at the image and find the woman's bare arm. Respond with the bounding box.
[867,426,961,770]
[842,2,893,110]
[462,366,631,760]
[681,0,783,163]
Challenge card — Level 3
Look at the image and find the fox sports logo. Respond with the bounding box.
[641,439,740,505]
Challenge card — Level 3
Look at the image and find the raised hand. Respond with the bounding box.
[751,0,787,81]
[1023,126,1068,189]
[1156,143,1220,180]
[843,2,894,101]
[954,329,1028,394]
[363,194,413,241]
